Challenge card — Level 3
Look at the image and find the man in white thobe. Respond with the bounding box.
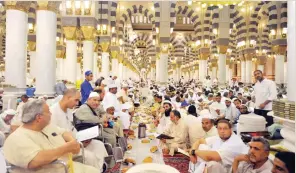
[253,70,277,126]
[50,89,107,171]
[161,110,188,156]
[155,100,173,134]
[221,98,240,124]
[209,94,226,119]
[189,119,247,173]
[102,83,121,112]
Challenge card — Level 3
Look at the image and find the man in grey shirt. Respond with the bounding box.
[55,80,67,95]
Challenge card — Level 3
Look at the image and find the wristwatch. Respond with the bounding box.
[191,149,196,156]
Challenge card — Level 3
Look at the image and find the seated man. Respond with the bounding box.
[102,104,123,147]
[209,94,226,119]
[232,137,272,173]
[155,100,173,134]
[51,89,107,171]
[189,119,247,173]
[0,109,16,134]
[221,98,240,124]
[272,152,295,173]
[3,99,98,173]
[161,110,188,156]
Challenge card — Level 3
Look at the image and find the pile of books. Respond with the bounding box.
[272,100,295,120]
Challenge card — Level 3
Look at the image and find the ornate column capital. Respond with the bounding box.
[63,26,77,40]
[81,26,95,41]
[28,41,36,52]
[244,53,255,61]
[211,59,218,67]
[5,1,31,12]
[272,45,287,55]
[100,42,110,53]
[199,53,209,60]
[110,51,119,59]
[217,45,228,54]
[37,1,61,13]
[257,56,267,65]
[160,43,169,54]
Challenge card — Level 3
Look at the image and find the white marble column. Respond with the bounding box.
[287,0,296,101]
[35,10,56,95]
[156,58,160,82]
[111,57,118,76]
[275,55,285,84]
[101,52,110,78]
[122,65,127,80]
[245,60,252,84]
[225,64,229,83]
[5,9,28,89]
[241,61,246,83]
[29,51,37,80]
[176,66,181,82]
[257,65,264,73]
[195,69,199,81]
[93,53,98,79]
[118,62,123,81]
[77,62,82,80]
[65,40,77,83]
[212,67,217,80]
[159,54,168,84]
[218,54,226,84]
[56,58,64,81]
[199,60,207,82]
[83,40,94,73]
[284,61,287,84]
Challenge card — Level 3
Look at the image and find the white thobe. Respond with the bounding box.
[253,79,277,110]
[209,102,226,119]
[190,133,248,173]
[184,115,204,146]
[118,111,130,129]
[157,113,171,134]
[102,92,121,112]
[222,105,240,124]
[50,103,108,171]
[203,79,212,88]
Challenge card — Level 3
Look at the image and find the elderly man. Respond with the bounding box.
[75,92,104,125]
[3,99,98,172]
[155,100,173,134]
[200,113,218,138]
[80,70,94,104]
[50,89,108,171]
[102,83,121,112]
[272,152,295,173]
[253,70,277,126]
[103,104,123,147]
[189,119,247,173]
[161,110,188,156]
[0,109,16,134]
[232,137,272,173]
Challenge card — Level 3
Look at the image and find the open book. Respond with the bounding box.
[76,126,99,142]
[177,148,190,157]
[156,134,174,140]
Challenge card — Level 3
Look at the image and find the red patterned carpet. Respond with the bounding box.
[163,153,190,173]
[106,162,121,173]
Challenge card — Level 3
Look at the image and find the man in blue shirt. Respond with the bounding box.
[80,70,94,103]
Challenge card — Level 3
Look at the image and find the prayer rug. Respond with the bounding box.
[163,153,190,173]
[106,162,121,173]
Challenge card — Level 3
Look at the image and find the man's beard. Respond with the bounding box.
[164,109,171,117]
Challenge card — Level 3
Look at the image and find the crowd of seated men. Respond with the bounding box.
[0,72,295,173]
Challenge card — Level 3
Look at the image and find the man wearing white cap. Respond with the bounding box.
[155,100,173,134]
[220,98,240,124]
[0,109,16,134]
[118,103,132,130]
[102,83,121,112]
[117,83,129,103]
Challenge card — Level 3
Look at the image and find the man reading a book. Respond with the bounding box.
[160,110,188,156]
[3,99,99,173]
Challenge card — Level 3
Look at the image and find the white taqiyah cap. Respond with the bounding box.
[88,92,100,99]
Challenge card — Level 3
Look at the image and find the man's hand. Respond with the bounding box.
[234,154,250,163]
[259,103,266,109]
[65,140,81,154]
[159,108,165,113]
[190,155,197,164]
